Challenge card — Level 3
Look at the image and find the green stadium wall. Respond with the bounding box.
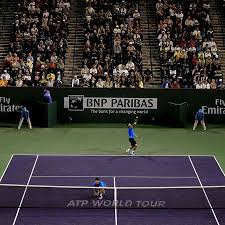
[0,87,225,124]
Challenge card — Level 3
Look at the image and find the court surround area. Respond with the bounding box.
[0,155,225,225]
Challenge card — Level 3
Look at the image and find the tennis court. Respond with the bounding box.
[1,155,225,225]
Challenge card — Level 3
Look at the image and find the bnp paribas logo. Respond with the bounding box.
[64,95,84,111]
[64,95,158,112]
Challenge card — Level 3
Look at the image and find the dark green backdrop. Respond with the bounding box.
[0,87,224,124]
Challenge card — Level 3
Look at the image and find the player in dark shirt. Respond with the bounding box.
[18,106,32,129]
[193,108,206,131]
[126,117,138,155]
[93,178,106,200]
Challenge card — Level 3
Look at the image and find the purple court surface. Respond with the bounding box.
[0,154,225,225]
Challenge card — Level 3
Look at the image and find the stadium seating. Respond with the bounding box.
[78,0,144,88]
[156,0,223,89]
[1,0,70,87]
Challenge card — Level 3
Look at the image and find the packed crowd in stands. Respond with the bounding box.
[75,0,145,88]
[0,0,70,87]
[156,0,223,89]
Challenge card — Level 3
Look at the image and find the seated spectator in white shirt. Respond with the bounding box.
[204,49,211,58]
[175,10,184,21]
[47,78,54,87]
[26,59,33,73]
[193,18,199,26]
[83,73,92,81]
[156,0,164,17]
[208,38,216,48]
[31,24,38,36]
[126,60,135,71]
[195,81,203,89]
[43,9,49,18]
[158,31,167,42]
[193,27,202,40]
[185,16,194,27]
[0,70,10,81]
[28,0,36,13]
[90,65,97,76]
[15,77,23,87]
[113,25,121,34]
[199,80,210,89]
[27,52,34,63]
[105,9,112,21]
[23,70,32,81]
[86,5,95,15]
[203,3,210,10]
[188,46,196,53]
[96,78,105,88]
[204,80,211,89]
[71,75,80,87]
[121,65,129,76]
[81,65,89,77]
[120,5,127,16]
[211,44,218,57]
[104,76,113,88]
[133,10,141,20]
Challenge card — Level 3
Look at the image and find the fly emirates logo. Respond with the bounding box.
[202,99,225,115]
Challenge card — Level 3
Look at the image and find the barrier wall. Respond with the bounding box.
[0,87,225,124]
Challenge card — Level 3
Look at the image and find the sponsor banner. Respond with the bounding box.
[0,97,21,113]
[202,99,225,115]
[64,96,157,112]
[1,87,225,123]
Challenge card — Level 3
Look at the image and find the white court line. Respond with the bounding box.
[12,155,39,225]
[114,177,118,225]
[213,156,225,177]
[12,154,216,157]
[32,175,198,179]
[0,155,14,183]
[1,183,224,189]
[189,156,220,225]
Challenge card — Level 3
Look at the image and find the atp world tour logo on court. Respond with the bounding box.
[64,95,158,112]
[66,199,166,208]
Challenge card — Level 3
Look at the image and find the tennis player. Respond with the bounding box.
[93,178,106,200]
[126,117,138,155]
[18,106,32,130]
[193,108,206,131]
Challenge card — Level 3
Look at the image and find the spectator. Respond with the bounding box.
[171,80,181,89]
[210,79,217,89]
[0,76,8,87]
[72,75,80,87]
[0,70,10,81]
[96,78,105,88]
[161,78,171,88]
[143,68,153,82]
[15,77,23,87]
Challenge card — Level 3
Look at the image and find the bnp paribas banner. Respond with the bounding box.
[1,88,225,123]
[64,95,157,116]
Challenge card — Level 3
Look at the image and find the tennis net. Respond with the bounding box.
[0,184,225,209]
